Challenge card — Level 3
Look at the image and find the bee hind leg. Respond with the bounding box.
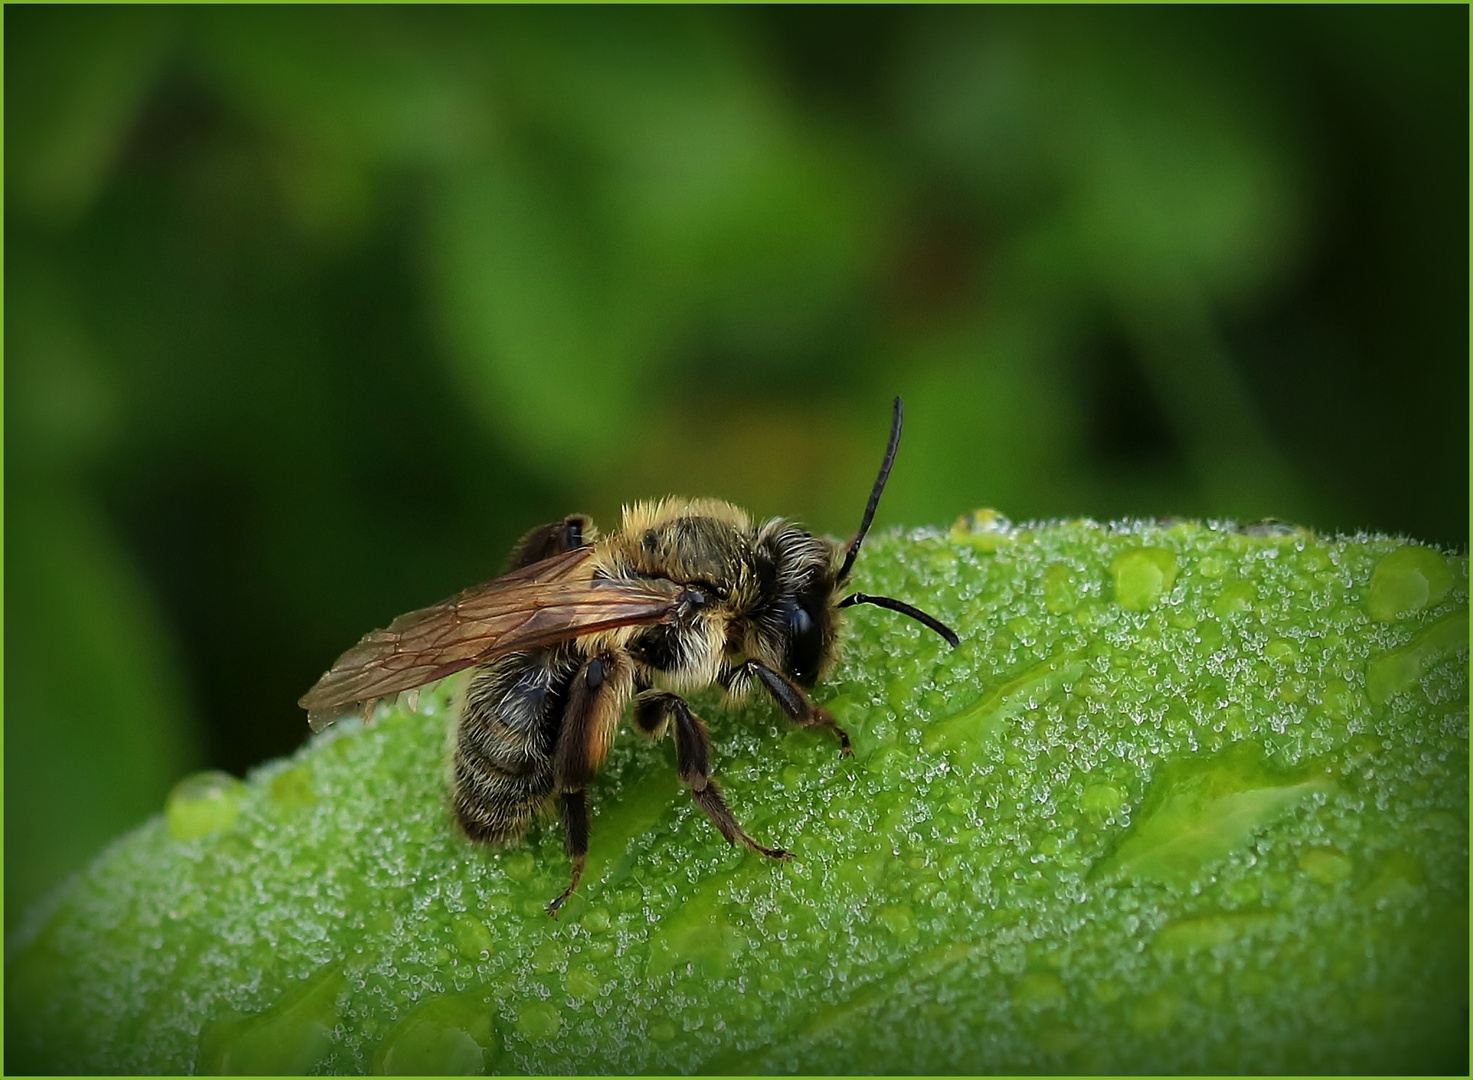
[547,790,588,918]
[547,651,633,917]
[636,690,789,861]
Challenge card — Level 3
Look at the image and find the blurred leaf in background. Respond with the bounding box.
[4,6,1466,925]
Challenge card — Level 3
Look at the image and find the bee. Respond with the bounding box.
[300,398,958,915]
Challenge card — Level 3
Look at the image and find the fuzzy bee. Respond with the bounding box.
[300,398,958,915]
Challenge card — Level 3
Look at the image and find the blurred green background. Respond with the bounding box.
[5,6,1467,927]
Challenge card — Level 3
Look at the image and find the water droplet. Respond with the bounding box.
[452,916,494,961]
[1212,581,1258,620]
[1152,912,1278,956]
[1128,990,1182,1034]
[373,992,497,1075]
[1111,548,1179,611]
[952,508,1012,550]
[646,898,747,979]
[1298,847,1353,886]
[1012,972,1068,1011]
[196,966,345,1075]
[515,1002,561,1042]
[1366,609,1468,705]
[1358,851,1426,908]
[1196,618,1224,654]
[1318,678,1356,722]
[167,771,246,841]
[1042,564,1077,614]
[1197,554,1228,579]
[877,904,918,945]
[564,966,601,1001]
[1089,742,1336,887]
[502,852,535,881]
[1367,545,1454,621]
[1264,639,1297,666]
[923,654,1085,759]
[269,766,315,811]
[1080,783,1124,824]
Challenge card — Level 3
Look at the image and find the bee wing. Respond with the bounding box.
[299,548,680,725]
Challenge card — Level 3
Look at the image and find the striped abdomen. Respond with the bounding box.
[452,647,579,843]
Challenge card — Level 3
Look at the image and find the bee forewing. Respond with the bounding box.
[298,556,684,716]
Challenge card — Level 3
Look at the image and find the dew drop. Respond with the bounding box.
[1357,851,1426,908]
[1042,564,1077,614]
[1128,990,1182,1035]
[1080,783,1124,824]
[1366,609,1468,705]
[1152,912,1277,956]
[515,1002,561,1042]
[269,766,315,811]
[196,966,345,1075]
[877,903,919,946]
[564,966,601,1001]
[1089,742,1335,887]
[373,992,497,1076]
[1212,581,1257,620]
[646,899,747,979]
[1111,548,1179,611]
[167,771,246,841]
[1012,972,1068,1011]
[952,508,1013,550]
[502,852,535,881]
[1297,847,1353,886]
[452,916,494,961]
[1367,545,1454,621]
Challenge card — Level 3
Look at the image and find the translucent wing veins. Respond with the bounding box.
[299,547,683,723]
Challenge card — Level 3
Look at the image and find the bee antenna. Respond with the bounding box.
[837,592,960,648]
[838,396,904,583]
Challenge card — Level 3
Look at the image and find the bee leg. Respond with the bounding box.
[507,514,595,570]
[547,651,633,916]
[637,690,790,861]
[746,660,852,757]
[547,789,588,918]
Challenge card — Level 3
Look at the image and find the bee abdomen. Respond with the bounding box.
[451,751,552,843]
[452,649,576,845]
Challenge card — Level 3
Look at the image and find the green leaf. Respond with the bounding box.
[6,522,1468,1074]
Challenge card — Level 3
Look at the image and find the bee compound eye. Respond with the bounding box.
[786,600,813,637]
[585,658,605,691]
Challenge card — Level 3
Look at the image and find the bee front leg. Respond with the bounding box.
[635,690,790,861]
[746,660,852,756]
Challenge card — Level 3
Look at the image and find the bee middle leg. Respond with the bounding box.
[746,660,852,756]
[634,690,790,861]
[547,649,633,917]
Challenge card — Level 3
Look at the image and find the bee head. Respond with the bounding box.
[751,398,958,689]
[751,523,843,688]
